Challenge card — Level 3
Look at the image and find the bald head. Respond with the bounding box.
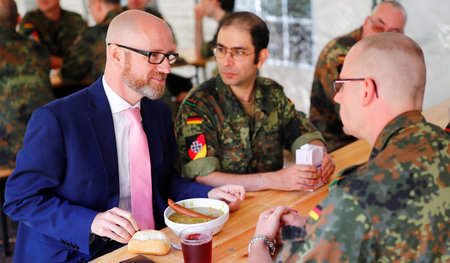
[372,1,407,21]
[106,9,172,50]
[347,32,426,110]
[0,0,18,29]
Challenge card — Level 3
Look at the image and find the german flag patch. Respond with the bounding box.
[337,55,346,64]
[187,116,202,125]
[288,99,294,106]
[308,205,322,220]
[186,134,207,160]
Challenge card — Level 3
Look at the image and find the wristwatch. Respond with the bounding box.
[248,235,275,256]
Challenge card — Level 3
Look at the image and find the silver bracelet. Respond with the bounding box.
[248,235,275,256]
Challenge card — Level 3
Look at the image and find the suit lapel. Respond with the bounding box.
[88,77,120,208]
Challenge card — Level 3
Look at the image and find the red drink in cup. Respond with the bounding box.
[180,227,212,263]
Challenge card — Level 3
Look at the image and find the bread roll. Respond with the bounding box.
[128,230,171,255]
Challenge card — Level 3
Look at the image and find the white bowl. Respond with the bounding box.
[164,198,229,236]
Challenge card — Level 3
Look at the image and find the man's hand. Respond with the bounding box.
[91,207,139,244]
[194,2,206,21]
[320,152,335,183]
[274,165,320,191]
[254,206,297,241]
[208,184,245,211]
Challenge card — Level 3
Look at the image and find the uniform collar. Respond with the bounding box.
[370,110,423,159]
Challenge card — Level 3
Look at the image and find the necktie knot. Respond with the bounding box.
[124,108,141,124]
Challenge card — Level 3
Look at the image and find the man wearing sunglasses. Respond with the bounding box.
[175,12,335,192]
[4,10,244,262]
[309,1,407,152]
[249,32,449,263]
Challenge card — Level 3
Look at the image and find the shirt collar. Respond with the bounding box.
[102,76,140,114]
[370,110,423,159]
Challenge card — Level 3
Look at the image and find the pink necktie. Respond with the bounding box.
[124,108,155,230]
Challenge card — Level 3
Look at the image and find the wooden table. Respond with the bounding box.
[93,99,449,262]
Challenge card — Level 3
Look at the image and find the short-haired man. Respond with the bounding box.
[19,0,86,68]
[0,0,53,168]
[59,0,122,92]
[176,12,335,192]
[248,33,449,262]
[4,10,244,262]
[194,0,234,59]
[309,1,407,151]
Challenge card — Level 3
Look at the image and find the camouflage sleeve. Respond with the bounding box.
[309,42,341,130]
[276,87,325,154]
[275,187,372,262]
[18,14,38,40]
[175,96,221,179]
[59,29,93,83]
[200,40,215,59]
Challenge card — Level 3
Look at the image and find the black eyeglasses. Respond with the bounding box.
[212,46,254,61]
[108,43,179,65]
[333,78,379,98]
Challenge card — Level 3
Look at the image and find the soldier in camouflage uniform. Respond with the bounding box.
[59,0,121,89]
[176,12,335,192]
[19,0,86,69]
[194,0,234,59]
[309,1,406,152]
[248,33,450,262]
[0,0,53,168]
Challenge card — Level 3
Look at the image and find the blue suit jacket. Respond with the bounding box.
[4,77,212,262]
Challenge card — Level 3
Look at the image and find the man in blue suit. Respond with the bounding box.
[4,10,244,262]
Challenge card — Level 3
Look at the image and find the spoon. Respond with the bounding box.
[171,241,182,250]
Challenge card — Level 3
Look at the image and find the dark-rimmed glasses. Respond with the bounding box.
[108,43,179,65]
[369,17,403,34]
[212,46,254,61]
[333,78,379,98]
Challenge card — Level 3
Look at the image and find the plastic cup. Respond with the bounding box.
[179,226,212,263]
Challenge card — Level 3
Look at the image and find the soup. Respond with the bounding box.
[169,207,224,224]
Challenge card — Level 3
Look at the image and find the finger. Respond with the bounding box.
[293,165,319,173]
[214,190,239,204]
[106,208,139,234]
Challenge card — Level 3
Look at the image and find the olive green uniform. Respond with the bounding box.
[175,76,324,179]
[276,111,450,262]
[0,27,53,168]
[309,28,362,152]
[19,8,86,58]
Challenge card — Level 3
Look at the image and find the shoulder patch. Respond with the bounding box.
[337,55,346,63]
[186,134,207,160]
[308,205,322,220]
[187,116,202,125]
[184,97,197,107]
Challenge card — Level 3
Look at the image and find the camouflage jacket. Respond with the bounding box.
[275,111,450,262]
[60,9,122,85]
[18,8,86,57]
[0,27,53,168]
[309,27,362,152]
[200,12,230,59]
[175,76,324,179]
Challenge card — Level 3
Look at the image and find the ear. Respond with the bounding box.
[361,78,377,106]
[108,44,123,66]
[256,48,269,69]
